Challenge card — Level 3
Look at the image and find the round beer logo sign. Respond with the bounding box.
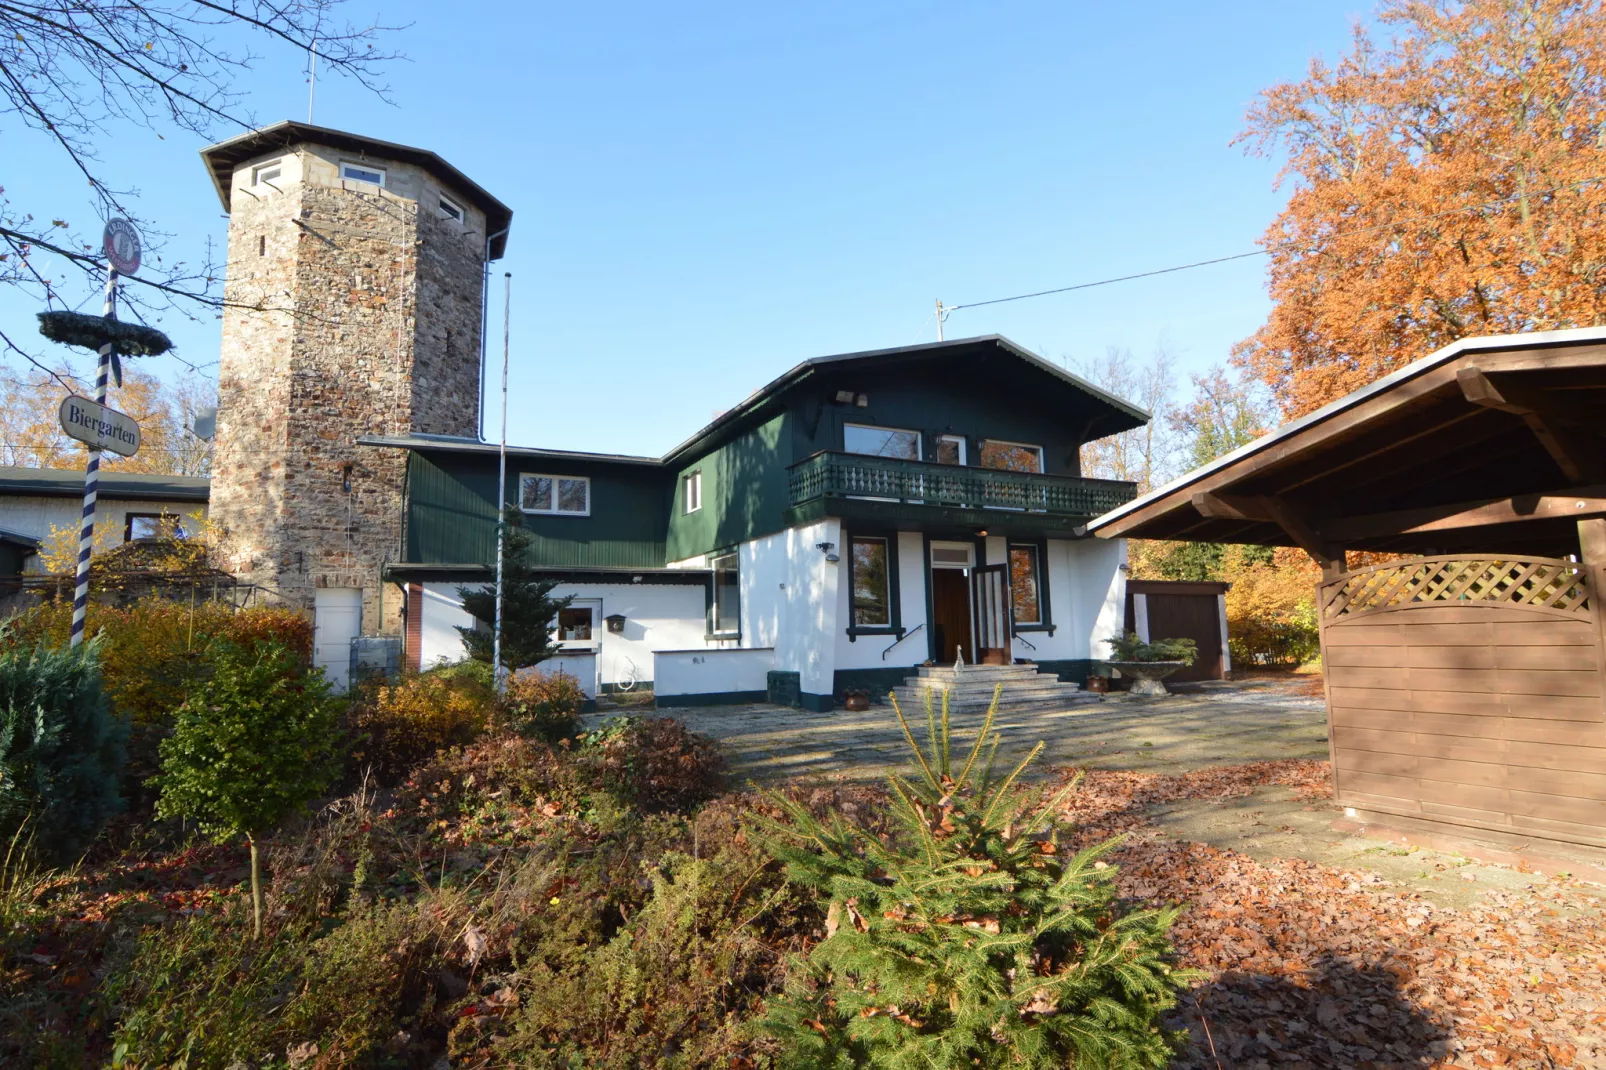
[103,218,141,275]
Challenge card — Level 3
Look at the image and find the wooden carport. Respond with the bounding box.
[1088,327,1606,856]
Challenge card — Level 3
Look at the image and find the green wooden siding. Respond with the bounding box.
[405,452,669,569]
[665,413,792,561]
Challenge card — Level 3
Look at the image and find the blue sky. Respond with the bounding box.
[3,1,1371,457]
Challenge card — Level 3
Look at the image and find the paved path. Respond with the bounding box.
[645,677,1331,783]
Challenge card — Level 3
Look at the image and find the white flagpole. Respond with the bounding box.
[492,273,510,690]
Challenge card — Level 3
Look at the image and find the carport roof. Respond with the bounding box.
[1088,327,1606,560]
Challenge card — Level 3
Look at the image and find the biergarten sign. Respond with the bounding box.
[59,395,142,458]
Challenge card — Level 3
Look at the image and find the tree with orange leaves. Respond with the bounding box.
[0,362,214,477]
[1236,0,1606,418]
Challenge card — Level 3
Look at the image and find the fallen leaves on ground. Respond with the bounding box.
[1051,760,1605,1069]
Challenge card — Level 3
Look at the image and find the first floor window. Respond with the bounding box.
[558,606,594,642]
[934,435,966,465]
[979,440,1044,473]
[683,471,702,513]
[520,472,590,515]
[711,553,740,635]
[850,536,891,626]
[1010,544,1042,624]
[844,424,921,460]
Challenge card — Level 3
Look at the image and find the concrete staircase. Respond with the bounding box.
[890,663,1100,715]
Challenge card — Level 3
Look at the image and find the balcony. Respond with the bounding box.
[786,451,1137,533]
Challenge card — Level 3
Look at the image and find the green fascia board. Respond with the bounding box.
[785,498,1103,540]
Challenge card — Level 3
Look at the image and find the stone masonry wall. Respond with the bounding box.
[210,142,489,636]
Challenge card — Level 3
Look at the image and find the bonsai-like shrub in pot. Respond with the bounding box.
[1102,633,1198,697]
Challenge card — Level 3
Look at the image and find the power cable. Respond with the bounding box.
[946,174,1606,314]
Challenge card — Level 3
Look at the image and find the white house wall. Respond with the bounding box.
[0,496,208,573]
[1044,536,1126,662]
[418,579,710,687]
[655,647,776,702]
[741,518,839,697]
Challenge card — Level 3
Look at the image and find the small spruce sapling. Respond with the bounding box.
[151,641,339,937]
[752,686,1192,1068]
[456,505,573,671]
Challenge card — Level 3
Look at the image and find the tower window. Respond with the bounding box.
[258,234,266,257]
[251,160,283,187]
[438,195,464,222]
[340,162,387,187]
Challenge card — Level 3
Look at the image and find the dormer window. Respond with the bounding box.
[251,160,283,187]
[438,195,464,222]
[340,161,386,187]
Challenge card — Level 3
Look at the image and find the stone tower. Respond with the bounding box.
[201,122,511,641]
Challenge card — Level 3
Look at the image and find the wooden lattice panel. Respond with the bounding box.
[1321,557,1592,621]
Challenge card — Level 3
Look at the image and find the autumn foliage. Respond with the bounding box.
[1237,0,1606,417]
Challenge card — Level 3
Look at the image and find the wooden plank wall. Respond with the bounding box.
[1323,603,1606,849]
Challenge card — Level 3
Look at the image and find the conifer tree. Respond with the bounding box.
[456,506,572,672]
[753,688,1191,1068]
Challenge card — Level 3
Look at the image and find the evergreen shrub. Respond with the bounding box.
[753,689,1191,1068]
[0,636,126,864]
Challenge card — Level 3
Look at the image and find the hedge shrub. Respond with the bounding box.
[0,635,126,864]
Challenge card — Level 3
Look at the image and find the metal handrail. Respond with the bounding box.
[882,622,926,660]
[787,451,1137,517]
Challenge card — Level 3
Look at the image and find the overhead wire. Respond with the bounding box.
[944,174,1606,314]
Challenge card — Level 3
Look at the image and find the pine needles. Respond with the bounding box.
[752,686,1192,1068]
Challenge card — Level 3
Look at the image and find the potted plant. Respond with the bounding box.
[1102,633,1198,697]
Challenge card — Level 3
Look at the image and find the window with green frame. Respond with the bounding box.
[851,536,892,627]
[710,552,740,636]
[1009,543,1043,625]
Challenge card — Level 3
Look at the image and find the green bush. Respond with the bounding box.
[151,640,341,935]
[0,635,126,864]
[502,668,586,742]
[579,716,728,812]
[346,662,495,779]
[1227,601,1321,668]
[752,690,1191,1068]
[1103,632,1198,665]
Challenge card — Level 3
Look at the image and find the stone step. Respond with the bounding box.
[900,675,1081,695]
[915,663,1043,680]
[889,688,1100,714]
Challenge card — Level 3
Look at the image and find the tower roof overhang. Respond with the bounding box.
[200,121,514,259]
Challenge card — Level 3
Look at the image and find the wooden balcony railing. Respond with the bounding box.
[787,451,1137,518]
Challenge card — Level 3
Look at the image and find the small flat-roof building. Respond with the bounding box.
[1091,327,1606,860]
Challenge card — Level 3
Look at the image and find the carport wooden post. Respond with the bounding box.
[1582,520,1606,677]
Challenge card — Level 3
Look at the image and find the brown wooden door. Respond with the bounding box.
[931,569,970,663]
[1144,593,1223,681]
[971,564,1011,665]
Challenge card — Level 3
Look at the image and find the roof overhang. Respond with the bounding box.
[358,434,662,467]
[200,121,514,259]
[1089,326,1606,559]
[0,466,210,503]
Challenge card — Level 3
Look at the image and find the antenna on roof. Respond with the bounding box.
[307,39,318,123]
[935,299,951,341]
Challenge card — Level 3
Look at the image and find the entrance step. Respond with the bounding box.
[890,664,1099,714]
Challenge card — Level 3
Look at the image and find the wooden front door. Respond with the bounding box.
[932,568,971,663]
[971,563,1012,665]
